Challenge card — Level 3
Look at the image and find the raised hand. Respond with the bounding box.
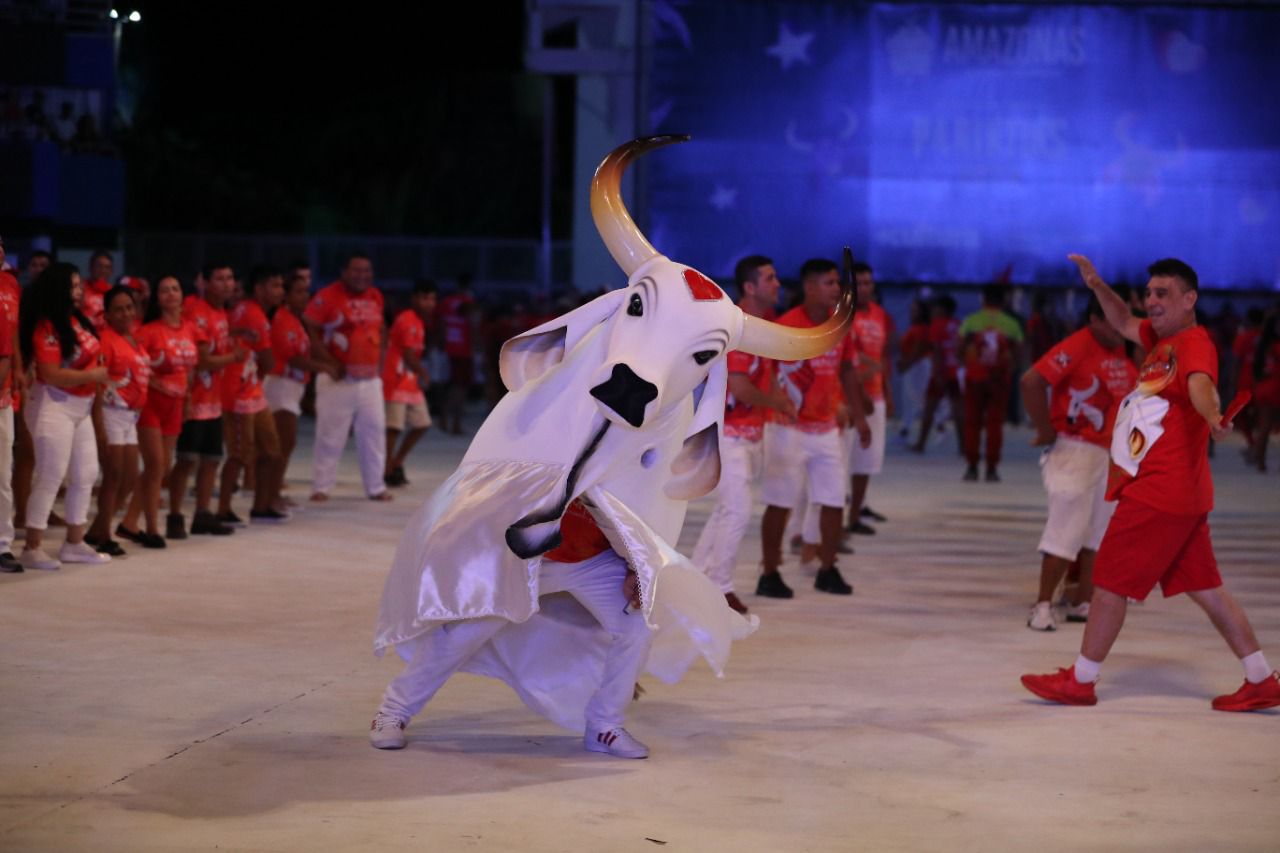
[1067,254,1104,290]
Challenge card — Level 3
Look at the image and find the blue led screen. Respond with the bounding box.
[645,2,1280,289]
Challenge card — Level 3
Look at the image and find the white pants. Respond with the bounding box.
[761,424,846,510]
[264,375,306,416]
[692,436,761,593]
[26,385,98,530]
[848,399,887,476]
[898,360,931,439]
[380,551,651,731]
[0,407,13,551]
[1037,436,1114,560]
[313,374,386,497]
[103,405,140,446]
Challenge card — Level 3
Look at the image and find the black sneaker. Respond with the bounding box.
[86,538,126,557]
[190,510,234,535]
[0,551,23,573]
[963,464,979,482]
[115,524,146,545]
[985,467,1001,482]
[756,571,794,599]
[846,521,876,536]
[861,506,887,522]
[139,532,166,549]
[249,508,290,523]
[814,566,853,595]
[166,512,187,540]
[384,466,409,487]
[215,510,246,528]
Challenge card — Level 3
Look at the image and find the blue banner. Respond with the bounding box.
[647,2,1280,289]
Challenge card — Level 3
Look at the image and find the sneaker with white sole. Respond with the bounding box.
[1064,601,1090,622]
[584,726,648,759]
[19,547,60,571]
[58,541,112,565]
[1027,602,1056,631]
[369,711,407,749]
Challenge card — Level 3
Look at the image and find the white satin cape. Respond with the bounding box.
[373,460,758,731]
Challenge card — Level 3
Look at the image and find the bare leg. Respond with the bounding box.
[218,459,242,516]
[87,444,124,542]
[818,506,843,567]
[13,414,34,528]
[1037,553,1072,603]
[1073,549,1096,605]
[1080,587,1129,663]
[391,427,428,472]
[122,428,163,534]
[1187,586,1262,659]
[761,505,790,574]
[168,457,195,518]
[384,428,400,477]
[195,459,218,514]
[848,473,869,528]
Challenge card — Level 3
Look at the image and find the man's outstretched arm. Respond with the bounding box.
[1068,254,1143,344]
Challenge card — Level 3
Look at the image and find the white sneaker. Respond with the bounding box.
[369,711,407,749]
[584,727,648,759]
[58,541,111,565]
[19,547,60,571]
[1064,601,1090,623]
[1027,602,1056,632]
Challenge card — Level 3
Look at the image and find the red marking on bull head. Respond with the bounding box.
[683,269,723,302]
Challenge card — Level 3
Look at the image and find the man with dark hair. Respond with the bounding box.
[304,253,391,501]
[23,250,52,285]
[1020,293,1137,631]
[692,255,794,613]
[81,250,114,330]
[913,294,963,454]
[1022,255,1278,711]
[758,258,870,598]
[846,262,892,534]
[383,279,437,487]
[958,284,1024,481]
[440,273,476,436]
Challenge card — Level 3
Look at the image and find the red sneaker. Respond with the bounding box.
[1020,666,1097,706]
[1211,671,1280,712]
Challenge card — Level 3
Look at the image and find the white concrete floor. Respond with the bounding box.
[2,412,1278,852]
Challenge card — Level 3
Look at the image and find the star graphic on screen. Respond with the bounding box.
[709,185,738,211]
[766,22,814,70]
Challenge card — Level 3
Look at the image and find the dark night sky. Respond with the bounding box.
[120,1,572,237]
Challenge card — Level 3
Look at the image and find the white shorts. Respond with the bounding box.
[386,400,431,431]
[264,375,306,416]
[1037,436,1114,560]
[103,405,140,446]
[847,398,887,476]
[761,423,846,510]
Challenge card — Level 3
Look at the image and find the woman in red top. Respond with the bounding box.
[264,270,318,509]
[118,276,199,548]
[85,286,151,555]
[17,263,110,570]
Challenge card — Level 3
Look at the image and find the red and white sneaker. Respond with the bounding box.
[585,727,648,759]
[1020,666,1098,706]
[1211,671,1280,712]
[369,712,407,749]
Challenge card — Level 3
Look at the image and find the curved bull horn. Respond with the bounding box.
[591,135,691,276]
[737,252,856,360]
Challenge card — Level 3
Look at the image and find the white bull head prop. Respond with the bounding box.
[461,135,854,558]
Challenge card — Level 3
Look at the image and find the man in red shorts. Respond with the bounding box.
[1021,255,1279,711]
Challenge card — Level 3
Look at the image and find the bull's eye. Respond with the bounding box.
[627,294,643,317]
[693,350,716,365]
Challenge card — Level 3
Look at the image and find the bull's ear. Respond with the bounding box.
[498,289,627,392]
[664,359,727,500]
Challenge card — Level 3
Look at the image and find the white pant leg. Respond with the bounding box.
[379,617,507,721]
[63,409,100,526]
[26,388,94,531]
[354,378,388,497]
[801,499,820,545]
[0,407,13,551]
[312,374,358,495]
[541,552,653,731]
[691,437,758,593]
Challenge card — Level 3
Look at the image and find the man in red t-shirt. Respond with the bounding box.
[846,263,893,535]
[690,255,795,614]
[383,279,437,487]
[303,252,390,501]
[81,250,114,330]
[1022,255,1279,711]
[758,258,870,598]
[958,284,1024,482]
[912,294,963,454]
[1021,296,1137,631]
[439,274,475,435]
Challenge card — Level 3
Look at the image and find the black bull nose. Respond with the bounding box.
[590,363,658,428]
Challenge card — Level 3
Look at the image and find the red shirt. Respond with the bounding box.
[383,309,426,404]
[1232,328,1260,391]
[440,292,475,358]
[772,305,857,434]
[304,282,385,379]
[852,302,890,402]
[723,351,773,442]
[34,317,101,398]
[0,271,19,408]
[1034,328,1137,449]
[270,307,311,384]
[543,499,611,564]
[1107,321,1217,515]
[899,322,931,366]
[136,319,199,398]
[958,307,1024,383]
[224,300,271,414]
[929,317,961,379]
[81,278,112,330]
[100,327,150,411]
[184,296,231,420]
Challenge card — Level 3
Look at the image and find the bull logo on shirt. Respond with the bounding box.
[775,360,815,412]
[1065,376,1105,432]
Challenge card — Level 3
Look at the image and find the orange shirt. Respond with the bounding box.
[184,296,231,420]
[304,282,385,379]
[33,317,101,398]
[224,300,271,414]
[100,327,151,411]
[1033,328,1136,448]
[270,307,311,384]
[440,292,475,357]
[929,316,960,379]
[543,499,612,564]
[772,305,857,434]
[136,319,198,398]
[0,271,19,408]
[723,351,773,442]
[383,309,426,404]
[852,302,890,402]
[81,278,112,330]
